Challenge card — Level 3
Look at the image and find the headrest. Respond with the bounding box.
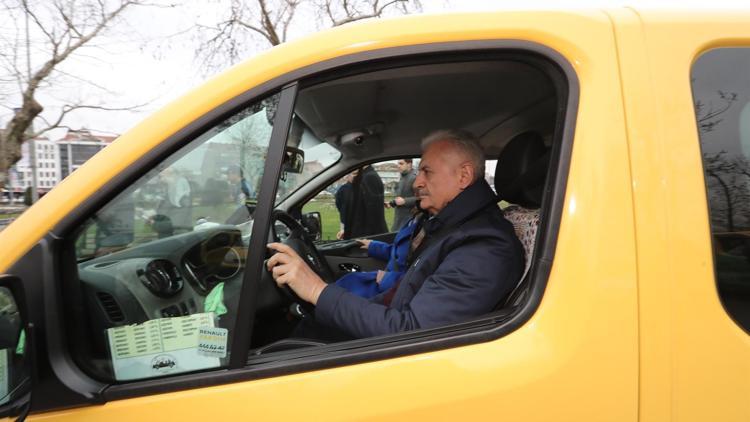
[494,132,549,208]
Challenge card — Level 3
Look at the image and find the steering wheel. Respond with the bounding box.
[265,210,336,311]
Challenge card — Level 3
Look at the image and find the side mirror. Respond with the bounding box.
[0,275,34,420]
[282,147,305,174]
[301,212,322,241]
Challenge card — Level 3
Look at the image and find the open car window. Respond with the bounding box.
[250,56,562,352]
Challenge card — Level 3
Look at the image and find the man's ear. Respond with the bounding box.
[458,163,474,189]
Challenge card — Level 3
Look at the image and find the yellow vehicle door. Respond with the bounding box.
[610,8,750,422]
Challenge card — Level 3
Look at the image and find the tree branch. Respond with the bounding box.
[22,0,61,50]
[257,0,282,45]
[333,0,407,26]
[32,102,149,139]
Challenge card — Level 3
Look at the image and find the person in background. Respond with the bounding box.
[386,158,417,231]
[153,167,192,237]
[344,165,387,239]
[227,165,253,206]
[225,164,257,225]
[335,170,357,240]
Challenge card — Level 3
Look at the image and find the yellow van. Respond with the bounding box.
[0,7,749,421]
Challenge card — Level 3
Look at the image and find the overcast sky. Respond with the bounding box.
[4,0,749,140]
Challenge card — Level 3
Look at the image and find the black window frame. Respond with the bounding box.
[8,40,578,412]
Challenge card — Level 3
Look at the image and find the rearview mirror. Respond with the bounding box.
[282,147,305,174]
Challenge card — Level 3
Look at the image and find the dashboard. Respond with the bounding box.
[78,227,247,331]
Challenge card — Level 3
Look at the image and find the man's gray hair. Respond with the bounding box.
[421,129,485,182]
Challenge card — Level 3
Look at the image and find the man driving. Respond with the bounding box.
[267,129,524,340]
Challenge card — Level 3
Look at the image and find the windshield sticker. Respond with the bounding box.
[106,312,221,380]
[197,327,228,358]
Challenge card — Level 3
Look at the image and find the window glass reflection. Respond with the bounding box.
[693,48,750,331]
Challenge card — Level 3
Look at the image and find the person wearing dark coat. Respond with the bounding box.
[344,165,388,239]
[388,159,417,231]
[267,129,524,340]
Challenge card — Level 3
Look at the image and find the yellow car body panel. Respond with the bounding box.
[609,9,750,422]
[0,7,746,422]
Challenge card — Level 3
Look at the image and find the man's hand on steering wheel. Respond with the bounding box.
[266,242,328,305]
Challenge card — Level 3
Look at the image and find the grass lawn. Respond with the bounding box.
[303,197,395,240]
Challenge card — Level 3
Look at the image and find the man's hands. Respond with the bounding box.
[266,242,327,305]
[375,270,385,285]
[384,196,406,209]
[357,239,371,249]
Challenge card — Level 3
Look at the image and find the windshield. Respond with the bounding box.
[74,95,279,261]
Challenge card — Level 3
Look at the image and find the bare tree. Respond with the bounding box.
[195,0,421,72]
[0,0,146,187]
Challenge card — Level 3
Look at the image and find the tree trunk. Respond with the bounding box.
[0,96,43,188]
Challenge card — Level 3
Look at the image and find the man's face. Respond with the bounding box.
[413,140,473,215]
[397,159,412,173]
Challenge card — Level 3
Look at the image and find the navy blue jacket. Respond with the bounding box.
[316,179,524,339]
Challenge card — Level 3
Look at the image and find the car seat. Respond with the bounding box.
[494,131,550,308]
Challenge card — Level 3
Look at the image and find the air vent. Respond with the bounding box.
[96,292,125,323]
[140,259,183,298]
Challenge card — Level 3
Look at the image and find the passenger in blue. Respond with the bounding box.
[334,216,418,298]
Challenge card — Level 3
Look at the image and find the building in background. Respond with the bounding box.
[4,129,117,202]
[7,137,59,197]
[372,162,400,193]
[58,129,117,180]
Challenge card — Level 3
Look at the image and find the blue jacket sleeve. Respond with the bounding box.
[367,240,392,262]
[316,237,521,338]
